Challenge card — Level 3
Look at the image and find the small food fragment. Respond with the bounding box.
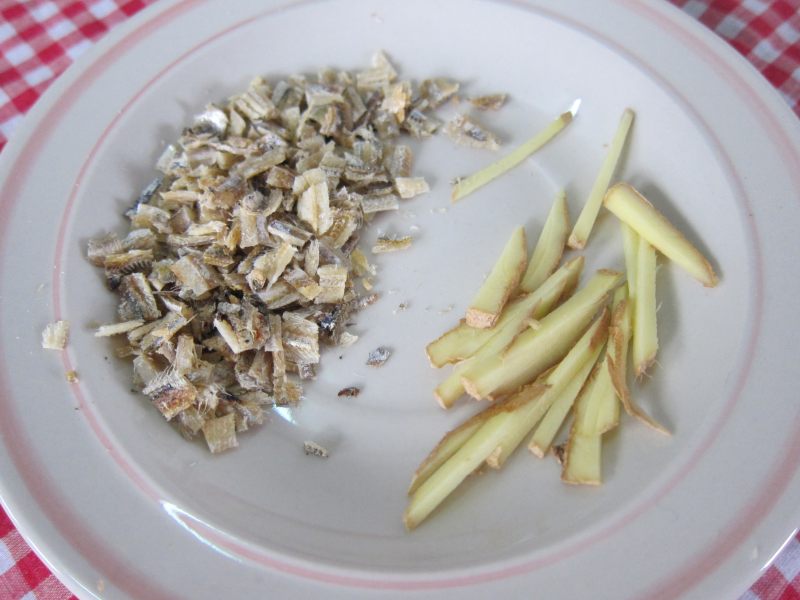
[519,190,570,293]
[337,386,361,398]
[451,108,576,202]
[568,108,635,250]
[366,346,392,367]
[202,414,238,454]
[95,320,145,337]
[42,320,69,350]
[303,440,329,458]
[604,183,718,287]
[469,93,507,111]
[372,236,413,254]
[633,237,659,377]
[466,227,527,329]
[394,177,430,199]
[444,114,501,150]
[65,370,79,383]
[462,270,621,400]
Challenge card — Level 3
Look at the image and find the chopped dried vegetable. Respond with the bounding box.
[87,53,463,451]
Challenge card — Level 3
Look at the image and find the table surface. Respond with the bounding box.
[1,0,799,598]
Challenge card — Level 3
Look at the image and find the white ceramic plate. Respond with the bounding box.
[2,0,800,598]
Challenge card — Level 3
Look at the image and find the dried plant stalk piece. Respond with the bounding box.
[394,177,429,199]
[451,109,575,202]
[469,93,507,111]
[95,320,145,337]
[604,183,718,287]
[466,227,527,329]
[42,320,70,350]
[462,270,621,400]
[202,413,238,453]
[444,114,501,150]
[568,109,634,250]
[520,190,571,293]
[633,238,658,377]
[315,265,348,303]
[372,236,412,254]
[366,346,392,367]
[337,387,361,398]
[303,440,329,458]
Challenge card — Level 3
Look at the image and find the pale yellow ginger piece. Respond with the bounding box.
[487,309,609,468]
[461,270,621,400]
[607,286,669,433]
[426,256,583,368]
[520,190,570,293]
[466,227,527,328]
[452,110,575,202]
[568,109,635,250]
[633,238,658,377]
[604,183,718,287]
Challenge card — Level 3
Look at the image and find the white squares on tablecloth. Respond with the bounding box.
[19,591,37,600]
[0,539,14,574]
[0,114,23,143]
[4,42,34,67]
[753,39,780,63]
[46,18,76,40]
[65,38,93,61]
[88,0,118,20]
[776,21,800,45]
[742,0,770,13]
[24,65,54,87]
[30,2,58,22]
[0,21,16,44]
[681,1,708,19]
[773,534,800,581]
[0,86,9,106]
[738,591,760,600]
[716,14,747,39]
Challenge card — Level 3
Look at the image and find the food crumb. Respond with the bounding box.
[552,444,567,466]
[366,346,392,367]
[304,441,329,458]
[97,579,106,593]
[65,370,79,383]
[41,320,69,350]
[438,304,454,315]
[393,301,410,314]
[337,387,361,398]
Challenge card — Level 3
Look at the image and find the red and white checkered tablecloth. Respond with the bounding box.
[1,0,799,598]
